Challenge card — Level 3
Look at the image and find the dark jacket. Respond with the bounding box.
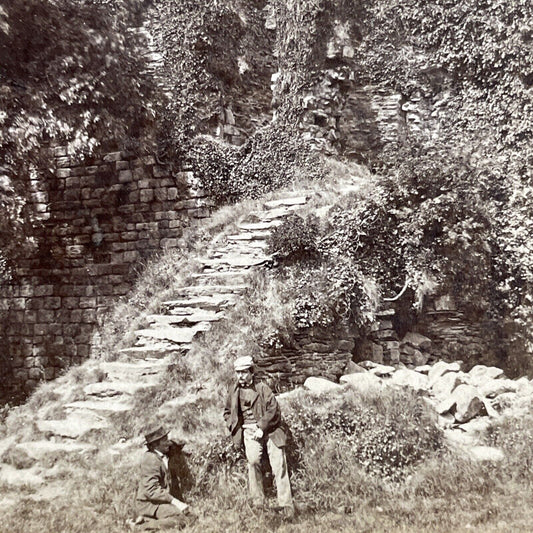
[136,450,173,517]
[223,380,286,448]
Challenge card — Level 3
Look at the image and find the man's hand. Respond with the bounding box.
[171,497,189,513]
[243,423,263,440]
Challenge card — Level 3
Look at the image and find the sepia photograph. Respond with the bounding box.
[1,0,532,531]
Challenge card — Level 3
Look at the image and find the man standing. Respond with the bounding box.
[135,426,192,526]
[223,355,294,517]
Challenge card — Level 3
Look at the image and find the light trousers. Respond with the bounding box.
[243,428,293,508]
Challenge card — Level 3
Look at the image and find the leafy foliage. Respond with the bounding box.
[268,214,320,262]
[187,123,324,203]
[0,0,154,270]
[284,388,443,483]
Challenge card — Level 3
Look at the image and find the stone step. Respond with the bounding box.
[237,221,283,231]
[36,412,110,439]
[134,326,205,345]
[98,358,171,381]
[210,244,266,255]
[226,232,271,242]
[250,205,300,221]
[117,345,186,359]
[14,440,97,460]
[200,254,270,268]
[64,398,134,413]
[162,295,237,311]
[146,312,224,326]
[83,381,157,397]
[190,270,250,283]
[263,196,308,209]
[174,284,247,296]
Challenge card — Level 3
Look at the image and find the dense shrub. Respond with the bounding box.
[268,214,320,262]
[187,123,325,204]
[284,388,443,484]
[282,257,377,330]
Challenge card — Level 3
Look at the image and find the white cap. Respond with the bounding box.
[234,355,254,371]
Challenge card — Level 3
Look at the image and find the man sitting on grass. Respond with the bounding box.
[134,425,193,528]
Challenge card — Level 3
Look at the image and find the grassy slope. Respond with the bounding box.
[1,162,533,532]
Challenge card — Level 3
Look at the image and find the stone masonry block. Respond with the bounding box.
[79,297,96,309]
[44,297,61,310]
[154,188,168,202]
[119,170,133,183]
[153,165,170,177]
[34,285,54,297]
[103,151,122,162]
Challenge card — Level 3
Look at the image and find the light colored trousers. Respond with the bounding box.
[243,428,293,508]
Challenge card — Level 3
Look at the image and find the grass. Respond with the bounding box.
[2,364,533,532]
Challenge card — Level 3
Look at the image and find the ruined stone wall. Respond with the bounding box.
[0,148,212,400]
[354,295,498,371]
[257,325,355,391]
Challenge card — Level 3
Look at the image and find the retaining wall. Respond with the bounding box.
[0,148,212,400]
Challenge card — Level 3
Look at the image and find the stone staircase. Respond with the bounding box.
[126,194,309,357]
[0,192,314,499]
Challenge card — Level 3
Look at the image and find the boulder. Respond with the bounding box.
[368,364,396,377]
[401,332,432,351]
[343,361,366,375]
[412,349,429,366]
[467,446,505,462]
[428,361,462,387]
[390,369,429,391]
[436,384,486,423]
[414,365,432,374]
[14,441,96,460]
[303,377,342,394]
[36,412,109,439]
[431,371,467,399]
[452,384,486,423]
[468,365,505,387]
[479,378,519,399]
[437,413,455,428]
[340,372,382,391]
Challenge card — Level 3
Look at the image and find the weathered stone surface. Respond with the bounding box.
[200,254,270,268]
[264,196,308,209]
[343,361,366,374]
[83,381,155,397]
[237,221,282,231]
[390,369,429,391]
[428,361,462,387]
[37,412,109,438]
[479,378,519,398]
[467,446,505,462]
[303,377,342,394]
[368,364,396,377]
[15,441,96,459]
[340,372,382,391]
[414,365,432,374]
[401,332,432,351]
[163,295,237,310]
[468,365,505,387]
[452,384,486,423]
[134,326,200,344]
[431,371,467,399]
[64,398,134,412]
[227,232,271,242]
[0,465,45,487]
[146,312,223,325]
